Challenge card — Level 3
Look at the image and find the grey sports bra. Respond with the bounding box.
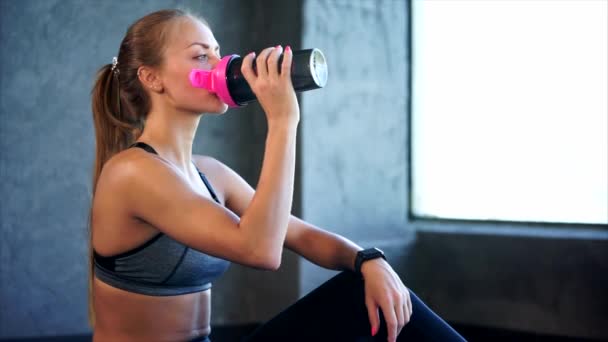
[93,142,231,296]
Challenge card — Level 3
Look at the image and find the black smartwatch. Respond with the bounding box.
[354,247,386,277]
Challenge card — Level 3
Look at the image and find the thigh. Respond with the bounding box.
[240,270,370,341]
[240,270,467,342]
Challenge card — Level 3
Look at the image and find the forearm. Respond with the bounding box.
[295,222,364,272]
[239,122,298,265]
[310,231,392,281]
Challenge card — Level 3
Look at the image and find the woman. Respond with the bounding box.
[89,9,466,342]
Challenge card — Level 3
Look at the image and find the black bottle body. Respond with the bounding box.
[226,48,328,106]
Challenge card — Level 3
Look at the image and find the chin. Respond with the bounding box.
[192,100,229,115]
[205,95,230,114]
[209,102,229,115]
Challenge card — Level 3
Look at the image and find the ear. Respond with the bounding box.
[137,66,164,93]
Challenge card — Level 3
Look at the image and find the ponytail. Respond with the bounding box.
[87,64,142,328]
[91,63,142,182]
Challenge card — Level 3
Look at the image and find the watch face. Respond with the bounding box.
[362,248,383,258]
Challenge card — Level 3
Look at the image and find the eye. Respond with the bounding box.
[196,55,208,62]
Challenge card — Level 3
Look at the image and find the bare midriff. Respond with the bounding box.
[92,276,211,342]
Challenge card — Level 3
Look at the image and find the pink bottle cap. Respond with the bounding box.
[189,54,239,108]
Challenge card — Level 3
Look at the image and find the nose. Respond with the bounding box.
[209,53,222,69]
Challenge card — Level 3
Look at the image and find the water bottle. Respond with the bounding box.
[189,48,328,107]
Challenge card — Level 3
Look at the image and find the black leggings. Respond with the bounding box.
[235,270,467,341]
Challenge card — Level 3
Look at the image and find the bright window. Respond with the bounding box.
[411,0,608,224]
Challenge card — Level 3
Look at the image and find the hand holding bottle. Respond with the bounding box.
[240,45,300,126]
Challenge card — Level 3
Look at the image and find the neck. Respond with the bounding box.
[138,104,202,173]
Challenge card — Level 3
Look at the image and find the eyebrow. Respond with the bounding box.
[188,42,220,50]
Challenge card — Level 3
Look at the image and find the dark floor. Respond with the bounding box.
[1,323,605,342]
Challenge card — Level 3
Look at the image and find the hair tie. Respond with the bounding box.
[111,56,119,75]
[111,56,121,116]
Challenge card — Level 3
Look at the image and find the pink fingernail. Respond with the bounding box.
[371,326,378,336]
[285,45,291,52]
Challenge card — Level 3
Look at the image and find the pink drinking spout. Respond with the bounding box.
[189,54,240,107]
[189,69,212,91]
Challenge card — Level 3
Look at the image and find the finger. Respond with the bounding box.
[256,47,275,78]
[381,302,398,342]
[365,297,380,337]
[405,287,413,317]
[403,303,409,330]
[280,45,293,81]
[395,301,405,337]
[240,52,257,85]
[402,296,410,325]
[267,45,283,79]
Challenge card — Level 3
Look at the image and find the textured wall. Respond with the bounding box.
[0,0,302,338]
[0,0,189,337]
[299,0,412,294]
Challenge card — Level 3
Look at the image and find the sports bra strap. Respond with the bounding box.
[130,141,158,154]
[198,171,220,203]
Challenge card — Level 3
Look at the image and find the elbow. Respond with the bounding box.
[240,222,283,270]
[252,249,282,271]
[262,258,281,271]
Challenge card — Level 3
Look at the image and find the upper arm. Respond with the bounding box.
[100,153,273,269]
[193,155,309,254]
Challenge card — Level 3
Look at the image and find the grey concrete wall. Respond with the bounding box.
[0,0,302,338]
[0,0,190,337]
[299,0,412,293]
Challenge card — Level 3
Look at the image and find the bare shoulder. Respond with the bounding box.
[96,148,175,200]
[96,149,138,193]
[101,148,155,180]
[92,148,170,241]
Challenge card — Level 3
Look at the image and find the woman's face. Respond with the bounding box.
[158,17,228,115]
